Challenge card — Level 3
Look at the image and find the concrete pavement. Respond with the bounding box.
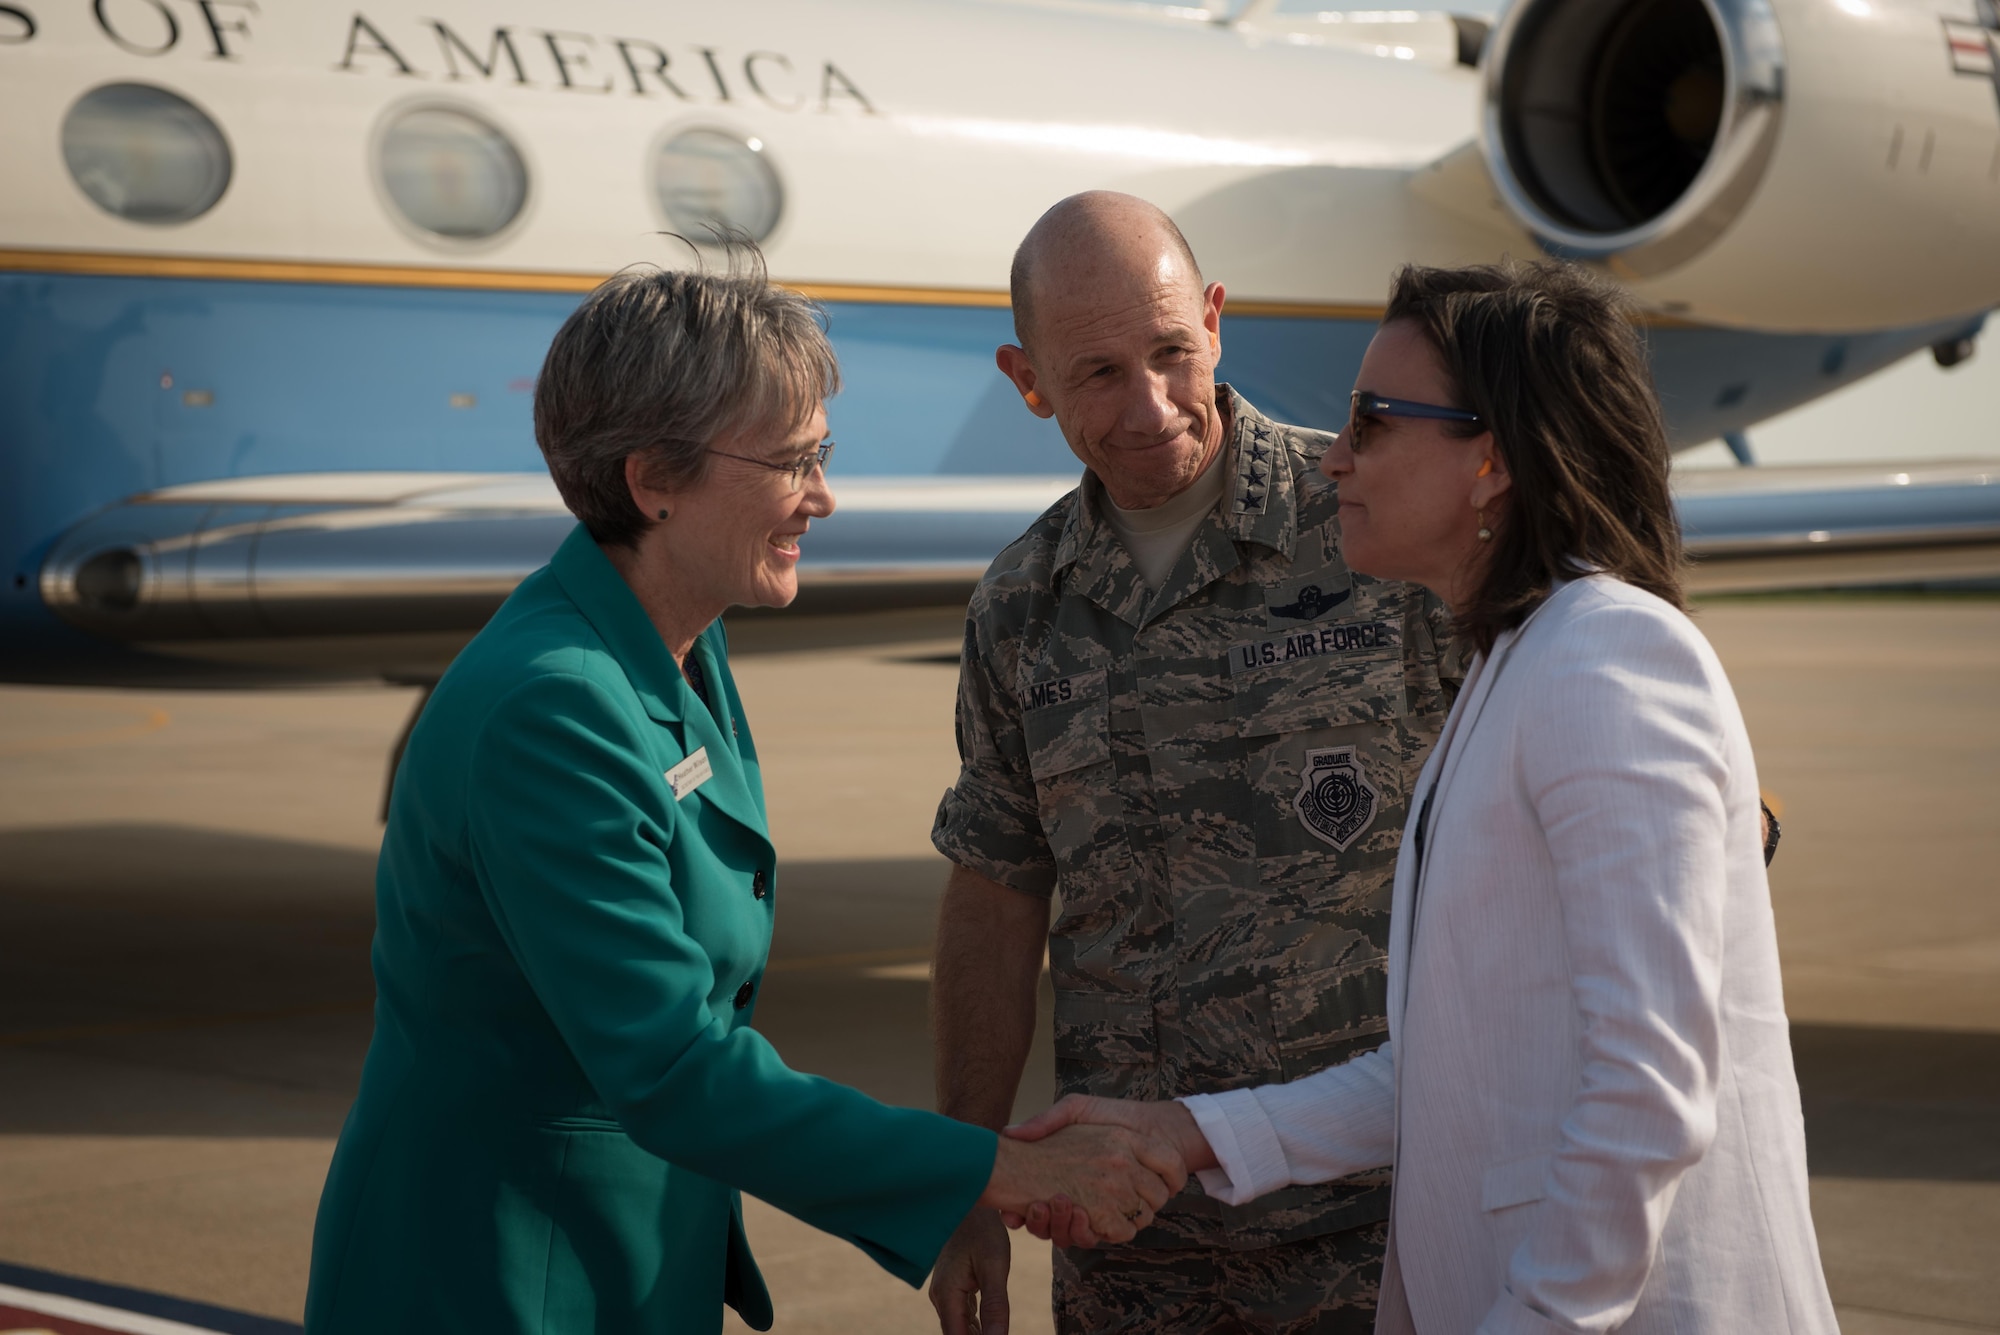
[0,596,1994,1332]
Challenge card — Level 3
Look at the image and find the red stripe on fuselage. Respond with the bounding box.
[0,1299,145,1333]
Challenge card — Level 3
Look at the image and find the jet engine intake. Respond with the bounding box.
[1486,0,1782,279]
[1480,0,2000,330]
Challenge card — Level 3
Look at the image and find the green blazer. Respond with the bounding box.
[306,525,996,1335]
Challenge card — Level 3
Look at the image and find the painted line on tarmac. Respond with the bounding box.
[0,706,170,757]
[0,1262,298,1335]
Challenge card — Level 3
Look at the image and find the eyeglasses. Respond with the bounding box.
[708,439,835,492]
[1345,391,1481,452]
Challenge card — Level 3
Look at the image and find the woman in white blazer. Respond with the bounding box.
[1008,262,1839,1334]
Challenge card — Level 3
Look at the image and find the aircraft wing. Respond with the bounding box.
[1673,460,2000,593]
[32,461,2000,682]
[34,473,1074,681]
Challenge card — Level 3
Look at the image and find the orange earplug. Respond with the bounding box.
[1477,458,1494,478]
[1024,390,1044,408]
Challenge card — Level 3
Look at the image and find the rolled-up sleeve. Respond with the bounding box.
[932,612,1056,896]
[1180,1042,1397,1205]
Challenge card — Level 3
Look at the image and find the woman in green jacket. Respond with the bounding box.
[304,257,1183,1335]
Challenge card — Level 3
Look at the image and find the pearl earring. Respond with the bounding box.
[1477,507,1492,542]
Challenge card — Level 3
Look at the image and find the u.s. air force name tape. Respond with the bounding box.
[1230,620,1401,675]
[1018,625,1400,707]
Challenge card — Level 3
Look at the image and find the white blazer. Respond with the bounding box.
[1184,576,1837,1335]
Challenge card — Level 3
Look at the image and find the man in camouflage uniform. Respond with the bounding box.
[927,191,1459,1335]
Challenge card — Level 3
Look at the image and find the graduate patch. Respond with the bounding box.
[1294,746,1379,850]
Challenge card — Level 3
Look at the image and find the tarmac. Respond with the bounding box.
[0,596,1994,1334]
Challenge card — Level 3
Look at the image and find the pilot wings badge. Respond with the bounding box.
[1294,746,1380,850]
[1269,582,1352,622]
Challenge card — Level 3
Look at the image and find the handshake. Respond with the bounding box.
[974,1095,1220,1249]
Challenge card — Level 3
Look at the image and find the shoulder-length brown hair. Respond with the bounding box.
[1383,260,1686,654]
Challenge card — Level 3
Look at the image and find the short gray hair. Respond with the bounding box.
[534,247,839,547]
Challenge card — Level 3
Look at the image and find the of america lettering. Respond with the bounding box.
[331,14,876,113]
[1230,620,1401,675]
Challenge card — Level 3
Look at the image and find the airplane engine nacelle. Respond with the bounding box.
[1480,0,2000,331]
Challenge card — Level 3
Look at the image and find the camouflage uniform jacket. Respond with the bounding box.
[933,388,1458,1251]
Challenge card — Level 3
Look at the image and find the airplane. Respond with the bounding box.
[5,0,2000,696]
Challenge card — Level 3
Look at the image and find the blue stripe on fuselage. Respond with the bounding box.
[0,268,1974,603]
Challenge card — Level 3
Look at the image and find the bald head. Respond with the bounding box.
[995,191,1227,511]
[1009,191,1203,352]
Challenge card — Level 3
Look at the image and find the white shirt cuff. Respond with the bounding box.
[1178,1089,1292,1207]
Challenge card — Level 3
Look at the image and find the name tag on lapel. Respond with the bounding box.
[666,747,713,801]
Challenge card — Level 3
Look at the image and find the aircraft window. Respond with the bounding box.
[377,105,528,242]
[61,83,232,225]
[653,128,784,244]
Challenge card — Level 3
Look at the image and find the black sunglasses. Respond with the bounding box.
[1346,391,1481,452]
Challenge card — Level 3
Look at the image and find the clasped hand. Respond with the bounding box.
[985,1095,1219,1249]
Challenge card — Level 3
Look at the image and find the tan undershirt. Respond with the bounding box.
[1103,449,1228,590]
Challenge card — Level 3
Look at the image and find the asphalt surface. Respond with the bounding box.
[0,597,1994,1334]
